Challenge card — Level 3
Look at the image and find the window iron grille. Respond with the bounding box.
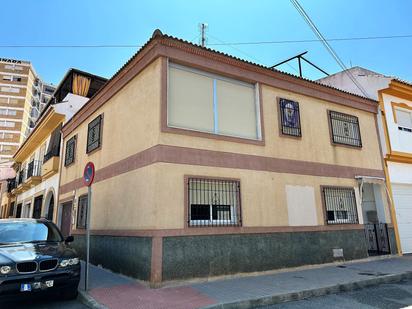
[329,111,362,147]
[188,178,241,227]
[65,136,76,166]
[87,115,102,153]
[279,98,301,137]
[323,187,358,225]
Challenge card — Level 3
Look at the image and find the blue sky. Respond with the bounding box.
[2,0,412,85]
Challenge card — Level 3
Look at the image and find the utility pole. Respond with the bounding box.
[199,23,208,47]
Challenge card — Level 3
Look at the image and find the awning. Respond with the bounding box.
[355,175,385,185]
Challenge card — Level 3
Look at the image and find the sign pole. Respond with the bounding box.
[85,185,92,291]
[83,162,95,292]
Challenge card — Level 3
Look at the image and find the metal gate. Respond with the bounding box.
[364,223,391,255]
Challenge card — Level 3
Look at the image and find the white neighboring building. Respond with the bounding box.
[319,67,412,253]
[3,69,107,226]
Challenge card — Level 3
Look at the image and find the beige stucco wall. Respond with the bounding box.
[60,58,162,187]
[59,56,387,231]
[61,162,392,231]
[160,84,382,170]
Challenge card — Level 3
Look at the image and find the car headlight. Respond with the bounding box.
[0,266,11,274]
[60,258,79,267]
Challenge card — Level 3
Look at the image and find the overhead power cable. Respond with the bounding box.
[208,33,300,74]
[208,34,412,46]
[290,0,370,98]
[0,34,411,48]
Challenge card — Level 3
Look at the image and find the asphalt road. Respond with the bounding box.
[259,278,412,309]
[4,278,412,308]
[1,296,87,308]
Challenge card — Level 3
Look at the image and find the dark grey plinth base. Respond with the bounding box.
[71,228,389,283]
[162,230,368,281]
[72,235,152,281]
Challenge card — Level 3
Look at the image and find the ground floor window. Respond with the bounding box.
[322,186,358,224]
[77,195,88,229]
[188,178,241,227]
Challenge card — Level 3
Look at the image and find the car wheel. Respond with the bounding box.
[62,287,78,300]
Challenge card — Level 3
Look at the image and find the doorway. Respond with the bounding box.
[60,202,73,237]
[45,191,55,221]
[32,195,43,219]
[361,183,391,255]
[15,203,22,218]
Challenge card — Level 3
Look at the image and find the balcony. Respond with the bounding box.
[14,169,28,193]
[30,107,39,118]
[42,146,60,179]
[25,160,42,186]
[7,178,16,196]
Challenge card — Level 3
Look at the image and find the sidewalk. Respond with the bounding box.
[78,255,412,309]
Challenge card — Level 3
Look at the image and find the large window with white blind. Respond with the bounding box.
[395,108,412,132]
[167,63,261,140]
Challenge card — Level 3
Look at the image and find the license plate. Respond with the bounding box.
[20,283,31,292]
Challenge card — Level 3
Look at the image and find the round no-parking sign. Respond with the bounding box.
[83,162,95,187]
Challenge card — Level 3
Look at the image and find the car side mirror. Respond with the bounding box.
[65,235,74,243]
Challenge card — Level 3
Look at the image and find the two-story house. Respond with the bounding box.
[58,31,395,286]
[320,67,412,254]
[5,69,106,224]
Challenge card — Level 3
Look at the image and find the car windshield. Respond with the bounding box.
[0,221,63,244]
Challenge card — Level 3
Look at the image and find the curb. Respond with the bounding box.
[78,290,109,309]
[202,271,412,309]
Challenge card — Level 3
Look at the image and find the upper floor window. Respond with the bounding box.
[395,108,412,132]
[4,64,23,71]
[168,63,261,140]
[8,98,20,105]
[0,120,15,128]
[322,187,358,225]
[188,177,241,227]
[279,98,301,137]
[86,115,103,153]
[65,135,76,166]
[0,132,14,139]
[1,86,19,94]
[329,110,362,147]
[3,76,21,82]
[0,109,16,116]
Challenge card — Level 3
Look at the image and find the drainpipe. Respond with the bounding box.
[382,163,403,255]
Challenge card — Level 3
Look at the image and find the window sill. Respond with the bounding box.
[188,223,242,228]
[163,125,265,146]
[331,141,362,149]
[86,145,102,156]
[326,222,360,225]
[64,161,75,168]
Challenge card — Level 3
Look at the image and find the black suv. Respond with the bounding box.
[0,218,80,301]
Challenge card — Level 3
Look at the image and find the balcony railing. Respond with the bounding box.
[7,178,16,192]
[30,108,39,118]
[17,170,25,185]
[27,160,42,178]
[44,145,60,163]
